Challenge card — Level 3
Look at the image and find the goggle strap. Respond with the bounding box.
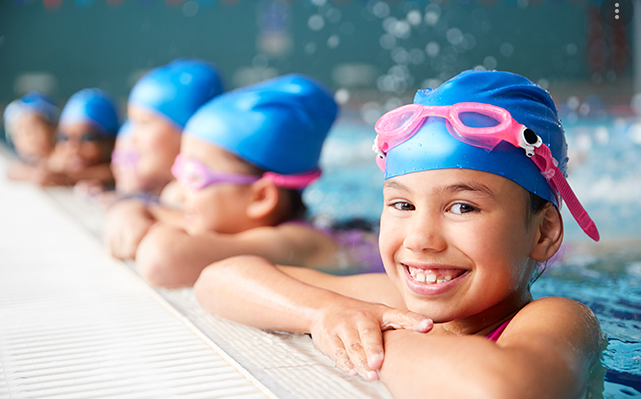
[549,169,600,241]
[532,146,600,242]
[263,169,322,189]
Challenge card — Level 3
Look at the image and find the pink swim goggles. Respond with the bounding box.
[374,102,600,241]
[171,154,321,191]
[111,149,140,169]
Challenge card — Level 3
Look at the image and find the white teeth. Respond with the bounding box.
[408,266,456,285]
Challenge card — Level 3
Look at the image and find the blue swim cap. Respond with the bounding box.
[3,92,59,140]
[184,73,338,175]
[384,69,567,207]
[59,88,120,136]
[128,58,224,130]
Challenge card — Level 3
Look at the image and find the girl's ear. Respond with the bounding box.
[529,204,564,262]
[246,177,280,221]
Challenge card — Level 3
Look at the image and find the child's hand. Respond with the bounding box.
[6,162,37,181]
[74,179,105,198]
[310,300,432,381]
[104,200,155,260]
[33,166,72,186]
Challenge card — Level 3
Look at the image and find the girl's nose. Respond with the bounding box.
[402,212,446,253]
[66,139,82,152]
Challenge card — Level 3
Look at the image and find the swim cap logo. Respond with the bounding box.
[600,0,634,27]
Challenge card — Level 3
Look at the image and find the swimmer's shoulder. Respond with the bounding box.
[503,296,603,354]
[518,296,599,324]
[495,296,604,394]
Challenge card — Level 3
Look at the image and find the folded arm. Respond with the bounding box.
[104,199,156,259]
[379,297,602,399]
[135,222,341,288]
[34,163,115,187]
[71,163,115,187]
[194,255,432,380]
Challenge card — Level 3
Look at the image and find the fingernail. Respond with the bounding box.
[366,371,378,381]
[368,353,383,368]
[418,319,433,331]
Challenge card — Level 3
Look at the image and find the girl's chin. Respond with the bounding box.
[402,302,458,324]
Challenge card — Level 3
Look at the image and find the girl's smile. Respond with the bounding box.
[402,261,470,296]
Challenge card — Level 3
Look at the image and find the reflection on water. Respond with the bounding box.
[310,117,641,397]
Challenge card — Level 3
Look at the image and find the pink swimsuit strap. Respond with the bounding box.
[486,319,512,342]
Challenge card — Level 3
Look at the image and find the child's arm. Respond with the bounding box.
[135,222,340,287]
[379,297,602,399]
[32,165,75,186]
[135,223,215,287]
[70,163,115,187]
[193,255,433,380]
[30,161,115,188]
[103,199,156,259]
[6,162,41,181]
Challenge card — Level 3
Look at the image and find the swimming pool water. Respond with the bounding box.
[307,118,641,398]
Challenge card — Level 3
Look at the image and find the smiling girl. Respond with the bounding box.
[193,70,603,398]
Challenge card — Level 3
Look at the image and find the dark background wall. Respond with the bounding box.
[0,0,634,112]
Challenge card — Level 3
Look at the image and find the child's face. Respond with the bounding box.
[56,122,113,172]
[179,134,257,235]
[379,168,539,324]
[12,113,55,160]
[128,106,181,191]
[111,135,145,194]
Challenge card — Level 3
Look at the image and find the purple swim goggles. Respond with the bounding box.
[171,154,321,191]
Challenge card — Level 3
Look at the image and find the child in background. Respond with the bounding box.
[26,88,119,188]
[3,92,59,180]
[110,121,143,196]
[125,58,224,197]
[81,121,143,204]
[110,74,384,287]
[193,70,603,398]
[103,58,224,255]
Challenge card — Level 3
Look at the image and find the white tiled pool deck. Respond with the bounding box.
[0,148,392,399]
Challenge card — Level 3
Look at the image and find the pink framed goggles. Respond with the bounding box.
[374,102,600,241]
[111,149,139,169]
[171,154,321,191]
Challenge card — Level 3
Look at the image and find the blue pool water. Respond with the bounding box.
[307,118,641,398]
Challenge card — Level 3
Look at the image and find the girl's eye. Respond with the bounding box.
[449,203,477,214]
[391,201,415,211]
